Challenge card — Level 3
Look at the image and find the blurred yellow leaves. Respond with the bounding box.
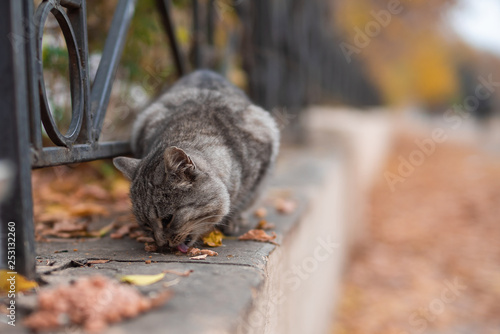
[335,0,460,107]
[119,273,165,286]
[202,230,224,247]
[0,270,38,293]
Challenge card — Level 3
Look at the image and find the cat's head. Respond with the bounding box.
[113,146,229,249]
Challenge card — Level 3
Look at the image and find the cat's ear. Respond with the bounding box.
[113,157,140,180]
[164,146,196,178]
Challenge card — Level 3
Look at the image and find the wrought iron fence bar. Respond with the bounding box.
[60,0,82,9]
[207,0,215,46]
[156,0,186,77]
[90,0,137,142]
[32,142,132,168]
[0,0,36,279]
[26,0,43,152]
[192,0,201,68]
[66,0,91,144]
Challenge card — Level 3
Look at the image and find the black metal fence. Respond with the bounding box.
[0,0,200,279]
[0,0,379,279]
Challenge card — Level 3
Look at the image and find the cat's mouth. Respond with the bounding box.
[170,235,195,253]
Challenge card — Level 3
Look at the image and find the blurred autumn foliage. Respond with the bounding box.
[334,0,500,111]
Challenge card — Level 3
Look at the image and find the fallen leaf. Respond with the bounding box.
[254,207,268,218]
[69,203,109,217]
[52,220,87,233]
[275,198,297,214]
[190,254,208,260]
[0,270,38,293]
[255,219,276,230]
[87,260,110,264]
[129,229,146,239]
[87,221,115,238]
[74,184,109,200]
[162,269,193,277]
[136,236,155,243]
[202,230,224,247]
[162,278,181,288]
[110,224,133,239]
[187,248,218,257]
[118,273,165,286]
[238,229,279,245]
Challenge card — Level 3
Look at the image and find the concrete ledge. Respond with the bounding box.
[2,107,393,334]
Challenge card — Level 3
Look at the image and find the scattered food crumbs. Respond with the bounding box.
[202,230,224,247]
[227,255,234,258]
[73,249,78,252]
[87,260,110,265]
[23,275,171,332]
[254,207,267,218]
[190,254,208,260]
[144,243,158,252]
[145,260,151,264]
[136,236,155,243]
[238,229,279,245]
[255,219,275,230]
[275,198,297,214]
[162,269,193,277]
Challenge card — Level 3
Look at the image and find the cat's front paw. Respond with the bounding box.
[220,215,246,235]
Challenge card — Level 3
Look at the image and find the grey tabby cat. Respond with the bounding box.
[113,70,280,252]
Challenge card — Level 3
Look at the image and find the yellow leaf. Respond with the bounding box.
[0,270,38,293]
[118,273,165,286]
[202,230,224,247]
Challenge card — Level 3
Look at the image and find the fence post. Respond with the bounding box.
[0,0,36,280]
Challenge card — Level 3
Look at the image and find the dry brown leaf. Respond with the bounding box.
[254,207,268,218]
[187,248,218,257]
[74,185,109,200]
[255,219,275,230]
[238,229,279,245]
[110,224,133,239]
[87,260,110,264]
[275,198,297,214]
[162,269,193,277]
[189,254,208,260]
[136,236,155,243]
[69,203,109,217]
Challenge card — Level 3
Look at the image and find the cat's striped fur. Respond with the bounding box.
[113,70,280,248]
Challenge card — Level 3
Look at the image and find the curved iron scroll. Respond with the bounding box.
[34,1,84,147]
[30,0,186,167]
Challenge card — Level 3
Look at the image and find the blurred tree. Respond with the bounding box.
[334,0,462,109]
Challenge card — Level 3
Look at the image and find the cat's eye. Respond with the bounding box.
[161,214,174,229]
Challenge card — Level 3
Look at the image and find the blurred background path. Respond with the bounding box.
[332,126,500,334]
